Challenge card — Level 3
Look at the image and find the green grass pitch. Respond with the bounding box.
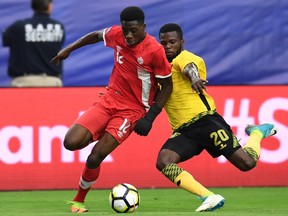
[1,187,287,215]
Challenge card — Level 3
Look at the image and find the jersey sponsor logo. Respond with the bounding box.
[25,23,64,42]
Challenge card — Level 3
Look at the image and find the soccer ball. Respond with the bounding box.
[109,183,140,213]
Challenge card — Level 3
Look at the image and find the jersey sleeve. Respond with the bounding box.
[198,58,207,80]
[174,52,194,72]
[151,48,172,78]
[103,25,119,48]
[174,51,207,80]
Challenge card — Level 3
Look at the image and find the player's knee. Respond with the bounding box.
[63,137,78,151]
[156,159,166,171]
[156,156,173,171]
[156,150,180,171]
[64,134,89,151]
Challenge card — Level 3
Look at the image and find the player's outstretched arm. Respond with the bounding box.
[184,62,206,94]
[51,30,104,65]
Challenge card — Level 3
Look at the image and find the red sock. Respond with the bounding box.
[73,165,101,203]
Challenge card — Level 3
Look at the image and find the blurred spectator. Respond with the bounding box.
[2,0,65,87]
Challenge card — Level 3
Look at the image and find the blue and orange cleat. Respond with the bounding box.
[245,123,277,138]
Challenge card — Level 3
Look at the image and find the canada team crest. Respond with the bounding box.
[137,57,144,65]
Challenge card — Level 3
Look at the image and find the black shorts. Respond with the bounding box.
[161,112,241,162]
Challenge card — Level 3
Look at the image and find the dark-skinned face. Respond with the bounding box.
[121,20,146,46]
[159,31,183,62]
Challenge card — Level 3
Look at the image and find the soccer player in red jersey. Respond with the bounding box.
[51,6,172,213]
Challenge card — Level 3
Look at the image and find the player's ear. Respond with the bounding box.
[181,39,184,48]
[142,23,146,30]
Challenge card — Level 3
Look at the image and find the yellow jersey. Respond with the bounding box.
[164,50,216,131]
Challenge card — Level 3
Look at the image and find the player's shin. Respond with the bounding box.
[73,165,100,202]
[161,163,213,198]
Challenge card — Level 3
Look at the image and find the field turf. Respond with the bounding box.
[0,187,287,216]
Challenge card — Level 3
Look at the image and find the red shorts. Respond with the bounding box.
[74,90,145,143]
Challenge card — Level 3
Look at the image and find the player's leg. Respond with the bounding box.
[227,147,257,171]
[64,125,94,212]
[63,124,93,151]
[243,123,277,160]
[156,134,215,199]
[201,113,254,171]
[66,102,112,212]
[156,133,225,212]
[64,112,99,212]
[228,123,277,171]
[70,104,141,212]
[87,132,119,168]
[64,101,112,151]
[157,151,213,198]
[69,132,119,212]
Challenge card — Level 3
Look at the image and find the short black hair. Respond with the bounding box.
[31,0,52,11]
[120,6,145,24]
[159,23,183,40]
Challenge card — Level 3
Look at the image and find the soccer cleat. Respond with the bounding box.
[67,201,88,213]
[195,194,225,212]
[245,123,277,138]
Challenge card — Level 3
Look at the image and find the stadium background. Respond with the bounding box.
[0,0,287,190]
[1,0,287,86]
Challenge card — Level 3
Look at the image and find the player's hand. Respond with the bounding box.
[133,103,162,136]
[192,78,207,94]
[133,117,152,136]
[51,49,70,65]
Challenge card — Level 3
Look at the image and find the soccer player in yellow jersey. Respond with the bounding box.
[156,23,277,212]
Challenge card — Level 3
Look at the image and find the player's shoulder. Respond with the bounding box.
[143,33,163,50]
[181,50,201,58]
[181,50,204,62]
[109,25,122,32]
[104,25,122,36]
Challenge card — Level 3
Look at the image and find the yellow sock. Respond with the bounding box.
[244,131,263,156]
[174,171,214,198]
[161,163,213,198]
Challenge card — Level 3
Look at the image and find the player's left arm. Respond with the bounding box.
[154,76,173,108]
[152,48,173,108]
[133,75,172,136]
[51,30,104,65]
[183,62,207,94]
[133,49,173,136]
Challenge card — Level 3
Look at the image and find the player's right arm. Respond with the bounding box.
[183,62,207,94]
[51,30,104,65]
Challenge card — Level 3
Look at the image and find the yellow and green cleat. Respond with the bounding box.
[67,201,88,213]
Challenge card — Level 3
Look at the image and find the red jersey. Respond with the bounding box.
[103,25,171,109]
